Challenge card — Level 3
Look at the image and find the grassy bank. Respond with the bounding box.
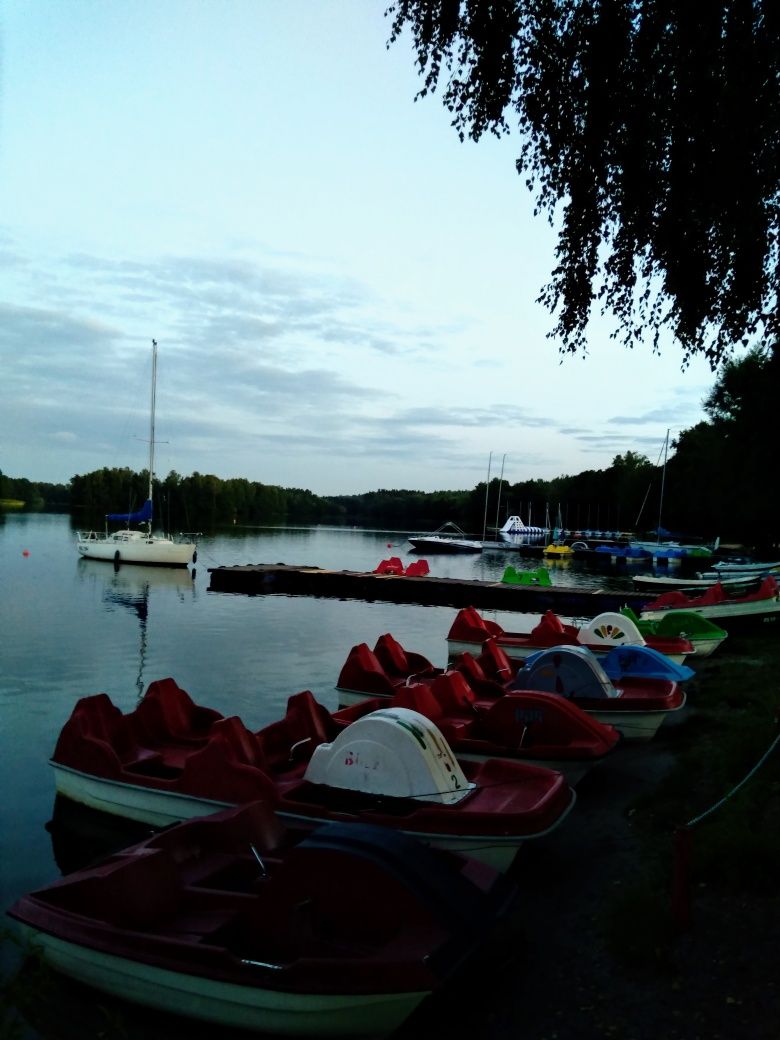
[605,631,780,966]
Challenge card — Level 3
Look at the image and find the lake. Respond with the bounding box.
[0,513,638,1038]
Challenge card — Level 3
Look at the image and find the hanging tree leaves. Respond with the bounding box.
[386,1,780,368]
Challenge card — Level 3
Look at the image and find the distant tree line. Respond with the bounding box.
[0,473,70,511]
[66,470,330,530]
[4,348,778,551]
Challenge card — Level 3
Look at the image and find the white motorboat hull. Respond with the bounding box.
[710,560,780,575]
[52,763,573,873]
[407,536,482,554]
[13,925,427,1037]
[632,574,755,591]
[640,599,780,629]
[77,533,195,567]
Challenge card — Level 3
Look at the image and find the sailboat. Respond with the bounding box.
[629,430,715,561]
[76,341,197,567]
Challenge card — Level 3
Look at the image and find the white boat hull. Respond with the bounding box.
[587,702,685,742]
[679,635,727,659]
[407,537,482,554]
[53,762,230,826]
[632,574,755,591]
[52,763,573,873]
[640,599,780,627]
[711,560,780,575]
[77,533,195,567]
[445,636,686,666]
[14,925,426,1037]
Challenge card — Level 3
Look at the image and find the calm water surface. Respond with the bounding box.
[0,513,635,1036]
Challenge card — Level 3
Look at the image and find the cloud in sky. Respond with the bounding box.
[0,1,727,495]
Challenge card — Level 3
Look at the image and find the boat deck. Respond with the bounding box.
[207,563,650,617]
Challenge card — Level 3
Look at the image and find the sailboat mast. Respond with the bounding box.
[148,339,158,507]
[656,428,669,544]
[481,452,492,542]
[494,453,507,535]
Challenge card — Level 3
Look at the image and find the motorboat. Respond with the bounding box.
[50,679,576,873]
[631,573,758,592]
[445,606,694,663]
[8,801,515,1037]
[407,522,483,554]
[509,646,687,742]
[709,558,780,576]
[639,575,780,632]
[76,340,197,568]
[619,606,728,659]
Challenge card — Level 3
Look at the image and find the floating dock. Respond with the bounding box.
[207,563,650,617]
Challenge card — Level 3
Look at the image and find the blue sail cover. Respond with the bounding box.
[106,499,153,524]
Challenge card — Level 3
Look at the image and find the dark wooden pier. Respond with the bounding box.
[207,563,650,617]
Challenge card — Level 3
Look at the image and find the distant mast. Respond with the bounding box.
[148,339,158,528]
[657,429,669,544]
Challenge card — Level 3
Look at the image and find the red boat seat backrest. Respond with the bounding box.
[391,681,473,745]
[452,651,488,685]
[533,611,567,636]
[285,690,335,747]
[447,606,503,642]
[210,716,266,770]
[373,557,404,574]
[254,690,335,770]
[391,681,445,722]
[335,644,395,697]
[134,678,222,744]
[51,694,127,777]
[430,671,476,714]
[77,693,139,757]
[373,632,411,676]
[178,734,277,804]
[476,639,516,683]
[697,584,725,605]
[450,652,504,700]
[404,559,430,576]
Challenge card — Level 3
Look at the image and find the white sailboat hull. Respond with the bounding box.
[77,531,195,567]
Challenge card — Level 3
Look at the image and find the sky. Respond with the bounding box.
[0,0,732,496]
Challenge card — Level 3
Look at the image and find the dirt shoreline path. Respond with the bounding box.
[399,721,779,1039]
